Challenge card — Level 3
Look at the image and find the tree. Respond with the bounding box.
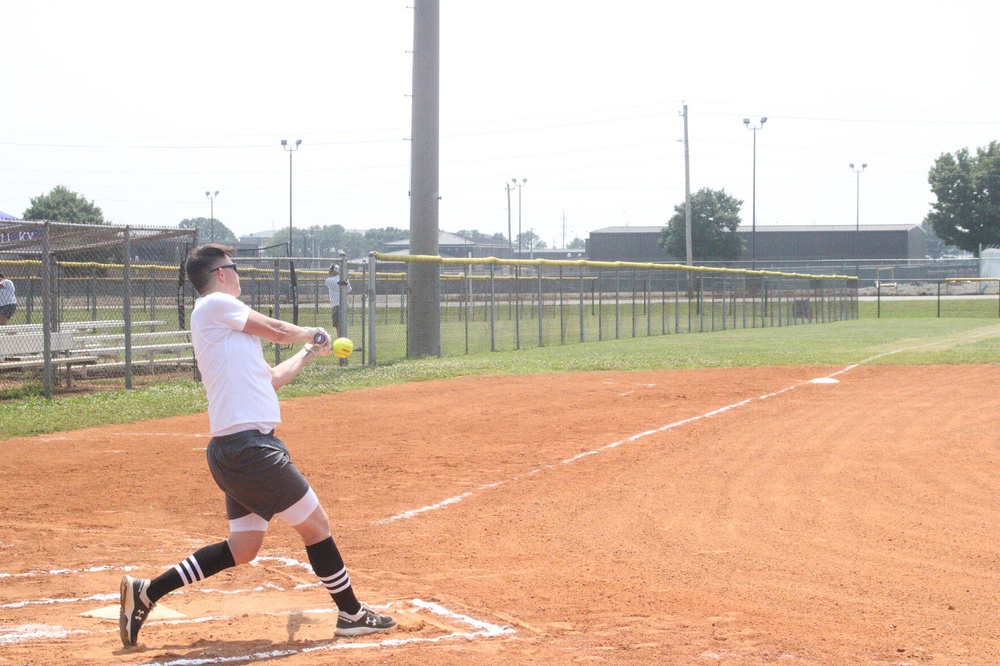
[365,226,410,250]
[23,185,106,224]
[659,187,744,261]
[926,141,1000,256]
[179,217,239,244]
[455,229,508,244]
[567,237,586,249]
[515,230,546,253]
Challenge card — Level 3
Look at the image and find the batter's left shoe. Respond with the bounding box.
[335,602,396,637]
[119,575,155,647]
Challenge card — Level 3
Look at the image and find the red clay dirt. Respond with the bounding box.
[2,365,999,665]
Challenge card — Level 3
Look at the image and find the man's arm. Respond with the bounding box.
[269,343,327,390]
[242,310,330,389]
[243,309,321,345]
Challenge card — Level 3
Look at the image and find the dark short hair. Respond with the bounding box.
[330,264,339,271]
[186,244,235,295]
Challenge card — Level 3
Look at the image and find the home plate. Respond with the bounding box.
[809,377,839,384]
[80,604,186,620]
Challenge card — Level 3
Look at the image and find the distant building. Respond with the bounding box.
[240,230,276,248]
[523,247,587,260]
[382,231,515,259]
[586,224,926,263]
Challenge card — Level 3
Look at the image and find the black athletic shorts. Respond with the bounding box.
[206,429,311,522]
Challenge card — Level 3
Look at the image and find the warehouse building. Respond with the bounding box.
[585,224,926,264]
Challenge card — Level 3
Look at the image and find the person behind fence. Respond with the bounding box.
[325,264,351,335]
[118,243,395,648]
[0,272,15,325]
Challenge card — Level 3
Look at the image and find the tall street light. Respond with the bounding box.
[205,190,219,243]
[281,139,302,255]
[850,163,867,268]
[743,116,767,270]
[512,177,527,258]
[505,181,515,258]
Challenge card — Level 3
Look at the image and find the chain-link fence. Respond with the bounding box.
[0,225,367,399]
[0,221,198,398]
[363,253,859,364]
[0,226,860,398]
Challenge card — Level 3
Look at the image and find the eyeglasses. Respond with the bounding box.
[213,263,239,275]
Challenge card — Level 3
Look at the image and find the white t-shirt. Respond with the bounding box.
[190,292,280,437]
[325,275,351,307]
[0,279,15,307]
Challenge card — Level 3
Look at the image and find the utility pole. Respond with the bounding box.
[682,103,692,267]
[505,181,514,257]
[407,0,440,357]
[561,210,567,248]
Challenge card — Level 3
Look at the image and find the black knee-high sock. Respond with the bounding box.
[305,536,360,615]
[146,540,236,603]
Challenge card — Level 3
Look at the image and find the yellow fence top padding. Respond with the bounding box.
[371,252,856,281]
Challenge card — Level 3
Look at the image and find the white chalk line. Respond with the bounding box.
[375,384,804,525]
[1,558,514,658]
[378,327,1000,526]
[0,623,88,645]
[1,558,315,610]
[140,599,513,666]
[0,564,138,580]
[0,597,512,660]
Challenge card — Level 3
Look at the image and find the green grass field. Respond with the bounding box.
[2,295,999,440]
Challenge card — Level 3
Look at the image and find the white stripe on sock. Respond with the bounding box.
[181,559,198,583]
[319,568,351,594]
[187,556,205,581]
[173,563,191,586]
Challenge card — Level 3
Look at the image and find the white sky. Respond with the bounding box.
[2,1,998,249]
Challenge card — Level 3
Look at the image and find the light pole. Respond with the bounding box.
[505,181,515,258]
[512,177,527,258]
[743,116,767,270]
[205,190,219,243]
[281,139,302,255]
[850,163,867,268]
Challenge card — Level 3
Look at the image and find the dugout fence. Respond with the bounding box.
[0,220,200,398]
[0,220,364,399]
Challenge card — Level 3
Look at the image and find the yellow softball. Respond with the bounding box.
[333,337,354,358]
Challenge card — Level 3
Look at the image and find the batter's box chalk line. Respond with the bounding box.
[134,599,514,666]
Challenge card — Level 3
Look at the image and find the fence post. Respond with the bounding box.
[615,268,621,340]
[721,277,727,331]
[367,253,377,365]
[124,226,133,389]
[490,262,496,352]
[598,267,604,341]
[698,274,704,332]
[515,264,521,350]
[42,222,53,399]
[464,260,470,354]
[537,266,544,347]
[273,260,282,365]
[559,266,565,345]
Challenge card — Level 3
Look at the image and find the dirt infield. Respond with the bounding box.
[2,365,1000,665]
